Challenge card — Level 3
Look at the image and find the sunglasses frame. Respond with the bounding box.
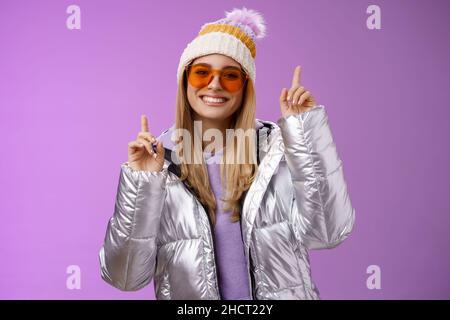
[184,63,249,92]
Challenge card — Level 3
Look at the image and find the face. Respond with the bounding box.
[186,54,247,123]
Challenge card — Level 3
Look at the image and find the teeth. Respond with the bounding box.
[202,96,226,103]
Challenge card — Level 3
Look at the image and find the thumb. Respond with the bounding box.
[279,88,288,102]
[279,88,288,108]
[156,141,165,157]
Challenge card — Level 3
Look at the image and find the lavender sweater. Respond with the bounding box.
[204,150,251,300]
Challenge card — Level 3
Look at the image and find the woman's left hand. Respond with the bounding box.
[280,65,317,118]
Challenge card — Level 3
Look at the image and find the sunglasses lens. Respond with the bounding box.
[187,65,211,88]
[221,69,245,92]
[187,65,246,93]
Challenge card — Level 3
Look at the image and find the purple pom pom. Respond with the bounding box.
[225,7,266,39]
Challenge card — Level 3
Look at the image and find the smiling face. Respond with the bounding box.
[186,54,247,123]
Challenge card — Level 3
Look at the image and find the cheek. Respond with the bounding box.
[186,86,200,109]
[230,91,244,110]
[187,85,195,101]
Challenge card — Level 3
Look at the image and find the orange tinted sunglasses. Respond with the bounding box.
[185,63,249,93]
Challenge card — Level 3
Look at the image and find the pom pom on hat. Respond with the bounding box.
[224,7,267,39]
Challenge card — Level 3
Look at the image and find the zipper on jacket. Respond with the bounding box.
[240,124,266,300]
[236,125,266,300]
[239,216,255,300]
[202,203,223,299]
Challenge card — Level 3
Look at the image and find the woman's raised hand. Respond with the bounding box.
[280,65,317,118]
[127,114,165,172]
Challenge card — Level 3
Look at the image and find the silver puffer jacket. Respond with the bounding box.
[99,105,355,300]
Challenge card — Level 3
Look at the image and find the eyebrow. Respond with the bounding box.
[194,62,242,70]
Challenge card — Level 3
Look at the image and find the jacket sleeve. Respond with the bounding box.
[277,105,355,250]
[99,162,167,291]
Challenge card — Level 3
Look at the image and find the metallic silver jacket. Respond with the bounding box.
[99,105,355,300]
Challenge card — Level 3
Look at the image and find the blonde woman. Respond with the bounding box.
[99,7,355,300]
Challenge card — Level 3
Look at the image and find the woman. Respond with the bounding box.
[99,7,355,300]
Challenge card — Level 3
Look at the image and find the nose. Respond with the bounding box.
[208,74,222,90]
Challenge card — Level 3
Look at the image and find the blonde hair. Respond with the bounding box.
[174,63,258,226]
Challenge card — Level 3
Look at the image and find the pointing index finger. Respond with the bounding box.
[291,65,302,87]
[141,114,149,132]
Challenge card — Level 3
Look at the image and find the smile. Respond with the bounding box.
[200,95,229,106]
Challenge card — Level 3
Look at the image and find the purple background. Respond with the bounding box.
[1,0,449,299]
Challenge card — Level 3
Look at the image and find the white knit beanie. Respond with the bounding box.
[176,7,267,86]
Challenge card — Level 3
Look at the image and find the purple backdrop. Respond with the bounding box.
[1,0,449,299]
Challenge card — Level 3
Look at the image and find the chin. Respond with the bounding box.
[194,98,234,120]
[196,108,232,121]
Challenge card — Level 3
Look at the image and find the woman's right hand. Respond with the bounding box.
[127,114,165,172]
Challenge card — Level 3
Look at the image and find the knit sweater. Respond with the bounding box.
[204,149,251,300]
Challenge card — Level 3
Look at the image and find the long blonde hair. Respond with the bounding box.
[174,63,258,226]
